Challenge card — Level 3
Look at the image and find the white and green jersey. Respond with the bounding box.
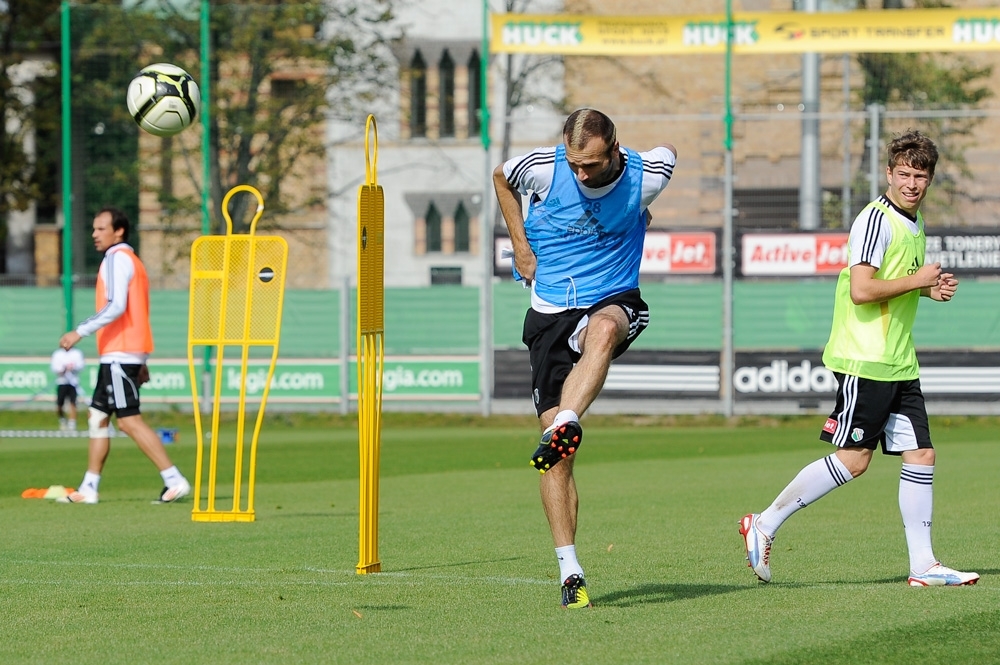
[822,196,925,381]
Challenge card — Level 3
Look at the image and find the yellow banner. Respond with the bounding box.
[491,9,1000,55]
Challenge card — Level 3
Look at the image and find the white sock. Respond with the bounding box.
[555,544,584,582]
[160,465,185,486]
[900,463,936,574]
[80,471,101,494]
[757,454,853,536]
[552,410,580,429]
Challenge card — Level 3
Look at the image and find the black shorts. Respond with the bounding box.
[819,372,932,455]
[522,288,648,417]
[90,362,144,418]
[56,384,78,407]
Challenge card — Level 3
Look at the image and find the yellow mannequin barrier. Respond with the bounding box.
[188,185,288,522]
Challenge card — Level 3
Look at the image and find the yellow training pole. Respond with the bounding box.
[357,115,385,573]
[188,185,288,522]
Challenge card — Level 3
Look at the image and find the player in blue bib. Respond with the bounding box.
[494,108,677,608]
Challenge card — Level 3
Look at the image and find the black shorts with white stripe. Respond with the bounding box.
[522,288,648,417]
[90,362,144,418]
[819,372,932,455]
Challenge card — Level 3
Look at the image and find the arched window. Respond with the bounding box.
[467,50,481,138]
[410,50,427,138]
[439,50,455,138]
[454,202,470,253]
[425,202,442,252]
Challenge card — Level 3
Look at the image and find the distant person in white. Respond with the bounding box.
[51,346,85,430]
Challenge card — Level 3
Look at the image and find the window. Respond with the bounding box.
[271,78,303,101]
[430,266,462,285]
[409,50,427,138]
[454,202,470,252]
[439,50,455,138]
[425,202,442,252]
[467,50,481,138]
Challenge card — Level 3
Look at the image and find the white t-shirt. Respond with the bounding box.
[503,145,675,210]
[848,195,921,270]
[51,348,85,388]
[503,145,676,311]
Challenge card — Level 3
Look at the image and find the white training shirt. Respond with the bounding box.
[75,243,148,365]
[503,145,676,311]
[50,347,85,388]
[503,145,675,211]
[848,195,921,270]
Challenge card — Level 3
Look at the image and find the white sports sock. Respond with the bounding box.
[555,544,584,582]
[899,463,936,574]
[160,465,184,487]
[757,453,853,536]
[552,410,580,428]
[80,471,101,494]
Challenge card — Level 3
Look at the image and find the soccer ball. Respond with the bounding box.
[126,63,200,137]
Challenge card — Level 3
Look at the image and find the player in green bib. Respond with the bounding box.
[739,130,979,587]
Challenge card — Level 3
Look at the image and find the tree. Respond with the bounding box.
[163,0,399,231]
[45,0,398,280]
[493,0,565,231]
[0,0,61,274]
[855,0,993,216]
[496,0,566,165]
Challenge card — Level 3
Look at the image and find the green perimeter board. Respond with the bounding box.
[1,281,998,357]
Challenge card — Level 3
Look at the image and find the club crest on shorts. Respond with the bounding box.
[851,427,865,442]
[823,418,837,433]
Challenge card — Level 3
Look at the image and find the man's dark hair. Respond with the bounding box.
[98,206,131,243]
[562,108,617,152]
[887,130,938,178]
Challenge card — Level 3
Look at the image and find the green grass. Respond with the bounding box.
[1,413,997,664]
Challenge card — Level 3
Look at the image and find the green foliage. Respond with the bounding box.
[856,1,994,215]
[0,0,62,271]
[10,1,397,275]
[201,1,398,228]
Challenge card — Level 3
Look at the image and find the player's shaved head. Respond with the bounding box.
[563,108,616,152]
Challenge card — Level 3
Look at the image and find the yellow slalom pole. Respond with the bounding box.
[356,115,385,574]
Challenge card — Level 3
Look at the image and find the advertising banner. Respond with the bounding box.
[495,349,999,402]
[0,356,480,405]
[495,230,719,277]
[492,9,1000,55]
[925,231,1000,275]
[5,351,994,406]
[639,231,719,275]
[739,231,1000,277]
[735,351,1000,400]
[740,233,848,276]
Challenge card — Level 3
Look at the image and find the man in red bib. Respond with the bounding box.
[58,207,190,505]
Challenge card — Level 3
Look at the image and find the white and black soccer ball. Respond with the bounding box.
[126,63,200,137]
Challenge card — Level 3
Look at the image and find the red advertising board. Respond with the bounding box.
[640,231,717,274]
[495,230,719,276]
[741,233,848,276]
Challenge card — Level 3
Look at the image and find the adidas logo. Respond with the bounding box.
[568,209,606,240]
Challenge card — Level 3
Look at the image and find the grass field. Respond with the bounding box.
[1,411,997,664]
